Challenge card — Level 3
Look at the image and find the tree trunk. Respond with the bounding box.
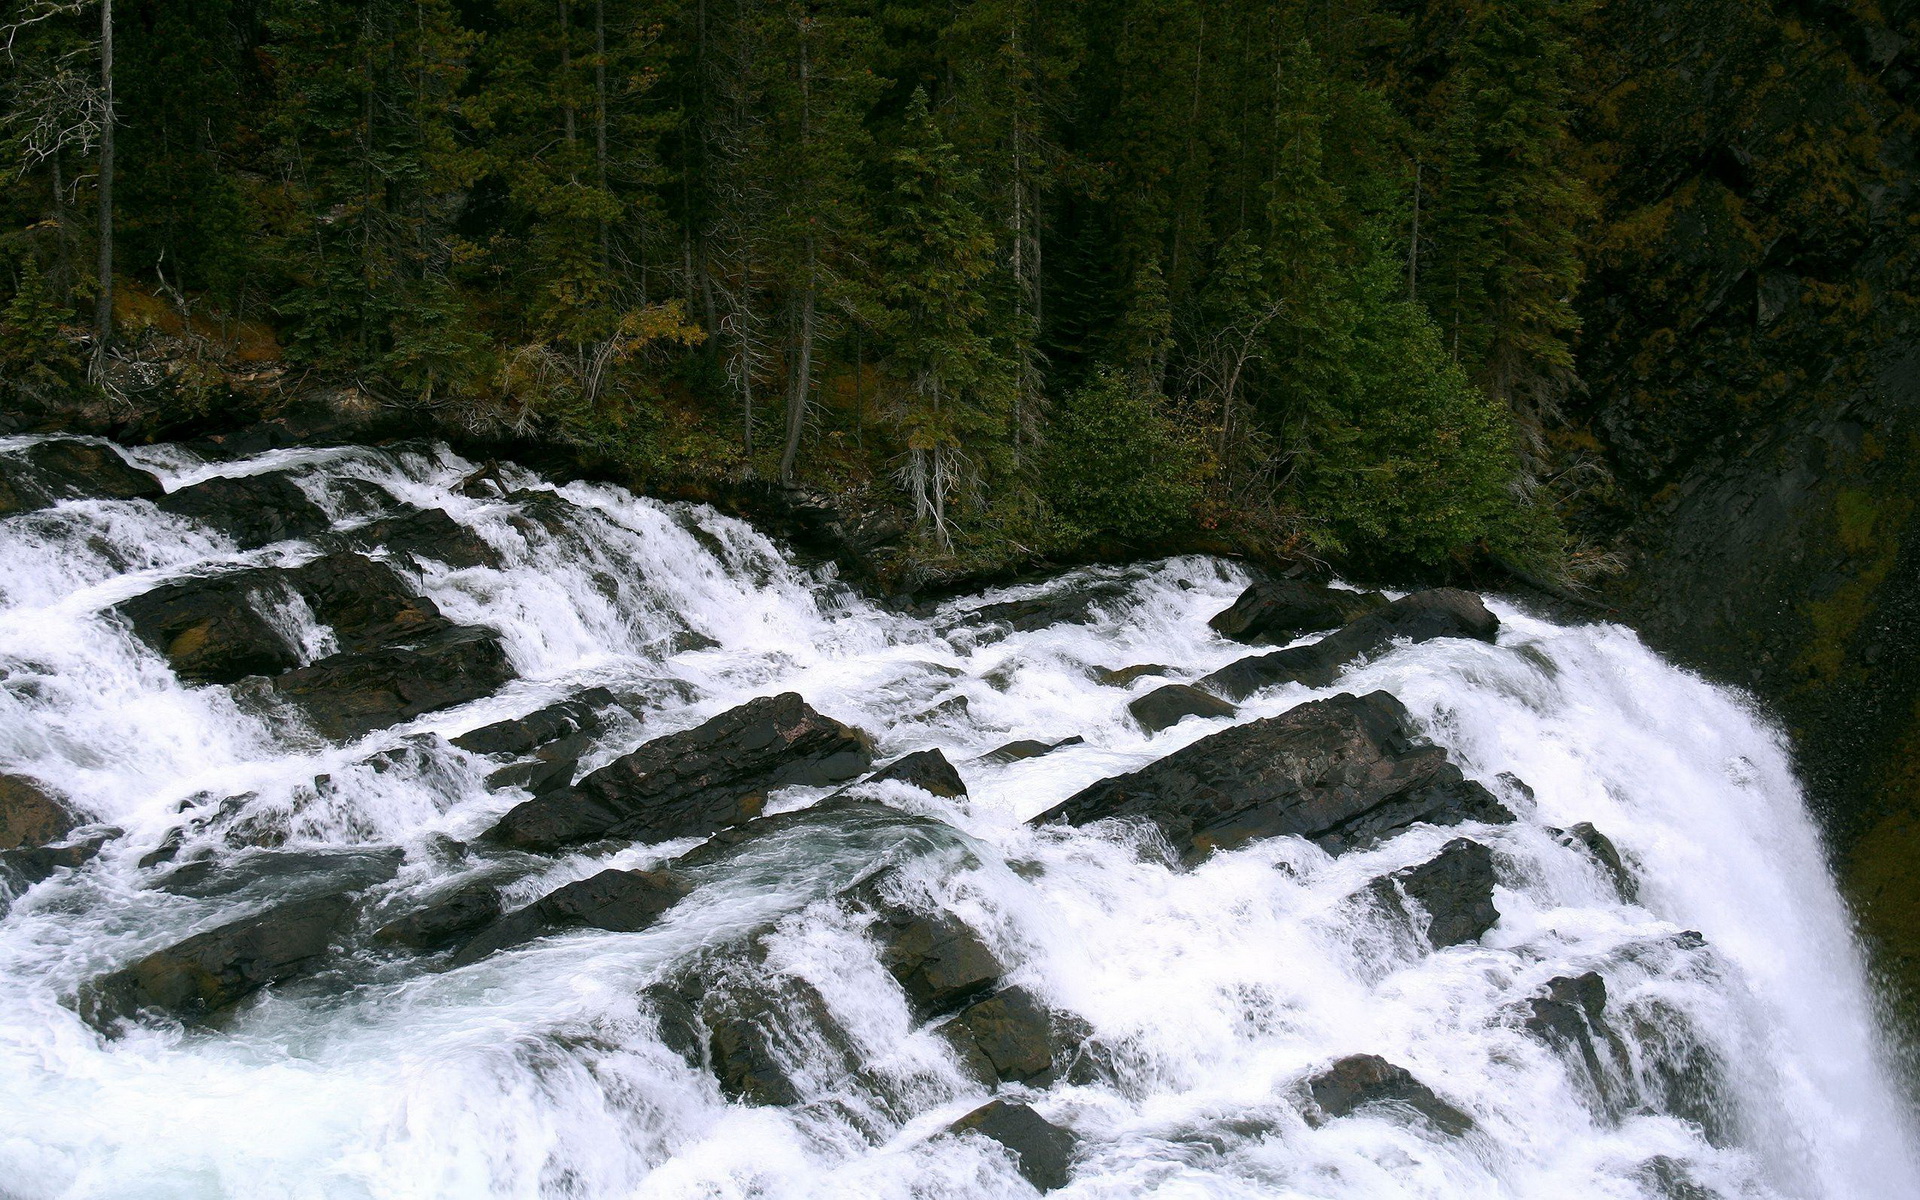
[594,0,610,269]
[559,0,576,156]
[92,0,114,367]
[778,23,814,485]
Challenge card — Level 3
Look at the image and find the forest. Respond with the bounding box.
[2,0,1915,583]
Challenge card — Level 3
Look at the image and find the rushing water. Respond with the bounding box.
[0,435,1914,1200]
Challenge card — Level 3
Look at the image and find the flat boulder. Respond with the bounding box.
[0,440,162,515]
[1200,589,1500,701]
[453,688,617,757]
[942,985,1085,1087]
[80,892,357,1027]
[1208,580,1388,645]
[327,505,501,570]
[114,573,306,684]
[1373,838,1500,949]
[978,735,1083,765]
[1029,691,1513,865]
[451,868,691,965]
[271,626,517,740]
[1305,1054,1474,1136]
[1128,683,1237,733]
[374,881,504,950]
[486,692,872,852]
[0,774,78,850]
[156,472,332,549]
[948,1100,1077,1192]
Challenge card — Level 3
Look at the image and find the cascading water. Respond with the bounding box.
[0,433,1913,1199]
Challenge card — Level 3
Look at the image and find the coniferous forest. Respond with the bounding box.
[2,0,1916,585]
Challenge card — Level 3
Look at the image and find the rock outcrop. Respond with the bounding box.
[1207,580,1387,645]
[453,688,618,757]
[941,985,1085,1087]
[0,439,162,515]
[326,505,502,570]
[155,472,332,549]
[451,868,692,965]
[1554,822,1639,902]
[1127,683,1237,733]
[1373,838,1501,949]
[852,748,969,799]
[1200,589,1499,701]
[373,881,505,951]
[81,892,358,1027]
[1304,1054,1474,1136]
[271,626,516,740]
[486,692,872,852]
[852,873,1005,1016]
[0,774,78,850]
[948,1100,1077,1192]
[1029,691,1513,864]
[978,735,1084,764]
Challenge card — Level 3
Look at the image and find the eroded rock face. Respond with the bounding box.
[270,626,517,740]
[1200,589,1500,701]
[1029,691,1514,864]
[1128,683,1237,733]
[453,688,618,757]
[0,440,162,516]
[450,868,692,965]
[1374,838,1500,949]
[486,692,872,852]
[81,892,358,1027]
[0,774,78,850]
[114,573,306,684]
[942,985,1085,1087]
[948,1100,1077,1192]
[1207,580,1388,645]
[855,748,969,799]
[1305,1054,1474,1136]
[156,472,331,549]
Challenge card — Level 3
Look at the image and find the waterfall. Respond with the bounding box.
[0,434,1913,1199]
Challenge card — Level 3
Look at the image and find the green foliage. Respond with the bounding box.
[1,257,81,379]
[1044,366,1200,544]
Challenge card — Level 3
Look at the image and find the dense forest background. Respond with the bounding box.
[1,0,1916,587]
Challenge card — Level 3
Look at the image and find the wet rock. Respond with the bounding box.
[1554,822,1639,902]
[1207,580,1388,645]
[1092,663,1172,687]
[1373,838,1500,949]
[374,881,503,950]
[956,579,1134,634]
[1634,1155,1721,1200]
[1200,589,1500,701]
[114,573,305,684]
[1030,691,1514,865]
[854,748,968,799]
[701,970,860,1106]
[485,755,579,797]
[0,774,77,850]
[486,692,872,852]
[453,688,617,756]
[156,472,332,549]
[948,1100,1077,1192]
[451,868,691,965]
[1128,683,1237,733]
[115,553,451,686]
[0,439,162,516]
[1305,1054,1474,1136]
[641,981,707,1067]
[271,625,517,740]
[942,985,1085,1086]
[978,735,1084,764]
[153,846,403,899]
[0,832,110,892]
[284,553,452,651]
[327,505,502,570]
[81,892,357,1027]
[851,876,1005,1016]
[1524,972,1620,1093]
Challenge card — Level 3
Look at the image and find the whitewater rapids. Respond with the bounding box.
[0,436,1913,1199]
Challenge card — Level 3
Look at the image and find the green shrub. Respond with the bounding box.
[1044,367,1202,545]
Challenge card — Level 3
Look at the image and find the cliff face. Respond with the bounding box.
[1606,346,1920,1011]
[1568,0,1920,1018]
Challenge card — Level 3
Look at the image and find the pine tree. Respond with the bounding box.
[877,87,1012,549]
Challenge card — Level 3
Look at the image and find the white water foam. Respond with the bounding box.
[0,437,1912,1198]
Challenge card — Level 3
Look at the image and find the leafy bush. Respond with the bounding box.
[1044,367,1202,545]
